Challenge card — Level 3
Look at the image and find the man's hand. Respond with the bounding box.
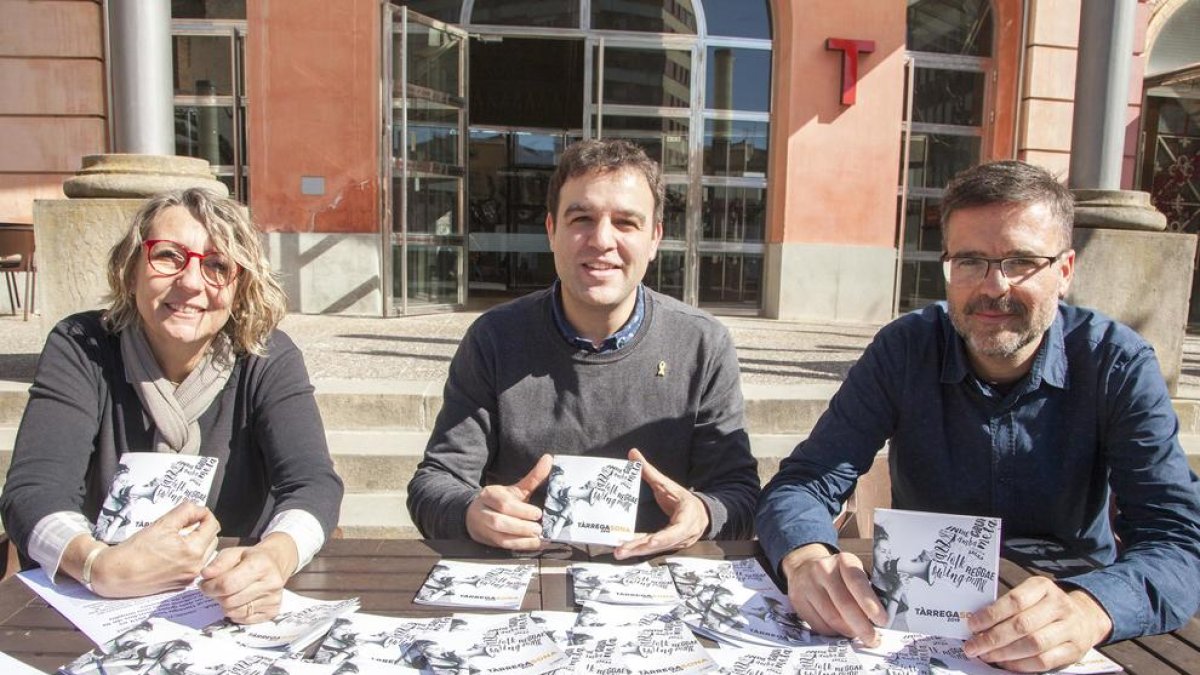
[613,449,709,560]
[964,576,1113,672]
[199,532,299,624]
[89,501,220,598]
[779,543,887,646]
[465,454,552,550]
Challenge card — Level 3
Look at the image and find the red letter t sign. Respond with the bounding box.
[825,38,876,105]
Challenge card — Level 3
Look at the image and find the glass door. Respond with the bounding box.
[383,6,469,315]
[588,36,699,304]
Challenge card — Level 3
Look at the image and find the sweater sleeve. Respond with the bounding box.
[251,332,344,540]
[1,317,105,559]
[406,324,495,538]
[687,326,761,540]
[1061,345,1200,641]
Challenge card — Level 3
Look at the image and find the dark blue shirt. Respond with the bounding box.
[756,302,1200,641]
[550,280,645,353]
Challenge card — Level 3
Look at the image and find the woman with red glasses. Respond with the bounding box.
[0,188,343,623]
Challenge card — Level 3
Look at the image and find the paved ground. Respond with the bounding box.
[4,311,1200,397]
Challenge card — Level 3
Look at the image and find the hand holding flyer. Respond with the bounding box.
[93,453,219,544]
[540,455,642,546]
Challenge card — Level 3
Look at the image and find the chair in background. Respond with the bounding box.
[0,224,36,321]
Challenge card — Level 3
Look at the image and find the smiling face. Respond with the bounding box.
[134,205,238,380]
[944,201,1074,383]
[545,167,662,341]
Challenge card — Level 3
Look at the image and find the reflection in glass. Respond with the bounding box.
[174,106,235,166]
[401,245,460,305]
[902,197,943,253]
[912,68,986,127]
[600,116,689,173]
[702,186,765,242]
[705,47,770,112]
[704,119,768,176]
[514,132,563,167]
[593,0,697,33]
[701,0,770,39]
[400,177,461,235]
[597,48,691,108]
[171,0,246,20]
[897,259,946,312]
[172,36,234,96]
[905,134,980,190]
[699,253,761,306]
[646,250,685,300]
[400,24,462,98]
[394,0,462,23]
[470,38,584,129]
[471,0,579,27]
[663,184,687,241]
[398,106,461,166]
[907,0,992,56]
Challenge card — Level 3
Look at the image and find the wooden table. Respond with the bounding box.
[0,539,1195,673]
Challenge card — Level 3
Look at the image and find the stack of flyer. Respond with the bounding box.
[541,455,642,546]
[413,560,536,610]
[665,557,811,648]
[569,562,679,605]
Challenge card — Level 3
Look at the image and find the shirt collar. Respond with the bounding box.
[550,280,646,354]
[939,301,1069,391]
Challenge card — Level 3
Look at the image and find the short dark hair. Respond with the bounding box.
[546,139,665,225]
[940,160,1074,250]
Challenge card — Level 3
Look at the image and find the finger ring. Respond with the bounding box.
[246,601,255,616]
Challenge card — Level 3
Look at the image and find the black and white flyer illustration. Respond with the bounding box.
[413,560,535,610]
[59,629,278,675]
[708,642,862,675]
[569,562,679,605]
[312,613,464,667]
[568,615,720,675]
[871,508,1001,639]
[665,557,810,647]
[203,591,360,652]
[93,453,219,544]
[462,612,569,675]
[541,456,642,546]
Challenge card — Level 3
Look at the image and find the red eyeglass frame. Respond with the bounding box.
[142,239,239,287]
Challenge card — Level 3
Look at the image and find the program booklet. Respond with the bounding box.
[665,557,811,648]
[93,452,219,544]
[203,591,360,652]
[413,560,536,610]
[569,562,678,605]
[870,508,1002,640]
[541,455,642,546]
[60,627,278,675]
[708,641,863,675]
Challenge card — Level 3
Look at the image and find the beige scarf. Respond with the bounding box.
[120,323,234,454]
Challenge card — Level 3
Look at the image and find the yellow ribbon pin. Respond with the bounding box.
[657,361,667,377]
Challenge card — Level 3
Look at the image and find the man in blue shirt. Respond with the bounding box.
[756,161,1200,672]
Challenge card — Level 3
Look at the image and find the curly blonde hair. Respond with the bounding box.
[104,188,287,356]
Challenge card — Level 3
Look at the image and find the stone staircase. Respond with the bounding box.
[2,378,1199,538]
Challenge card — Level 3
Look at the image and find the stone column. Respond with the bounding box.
[108,0,174,155]
[33,156,228,324]
[1063,0,1195,393]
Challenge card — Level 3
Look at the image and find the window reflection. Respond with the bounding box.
[173,36,233,96]
[171,0,245,20]
[593,0,697,34]
[912,68,985,127]
[907,0,992,56]
[702,186,765,243]
[395,0,463,24]
[700,0,770,39]
[905,134,980,191]
[401,24,463,99]
[699,253,761,306]
[704,119,768,177]
[597,48,691,108]
[174,106,235,166]
[471,0,578,28]
[402,245,461,305]
[705,47,770,112]
[663,184,687,241]
[646,250,686,300]
[400,177,461,235]
[600,116,689,173]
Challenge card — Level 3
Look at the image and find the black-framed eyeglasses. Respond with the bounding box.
[941,251,1067,287]
[143,240,239,287]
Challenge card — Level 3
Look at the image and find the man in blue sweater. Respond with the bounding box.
[756,161,1200,672]
[408,139,759,558]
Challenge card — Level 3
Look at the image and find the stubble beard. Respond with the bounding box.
[949,294,1056,361]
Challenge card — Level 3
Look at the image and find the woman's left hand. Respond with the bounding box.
[199,533,298,624]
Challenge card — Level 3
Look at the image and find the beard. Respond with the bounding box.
[948,293,1056,361]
